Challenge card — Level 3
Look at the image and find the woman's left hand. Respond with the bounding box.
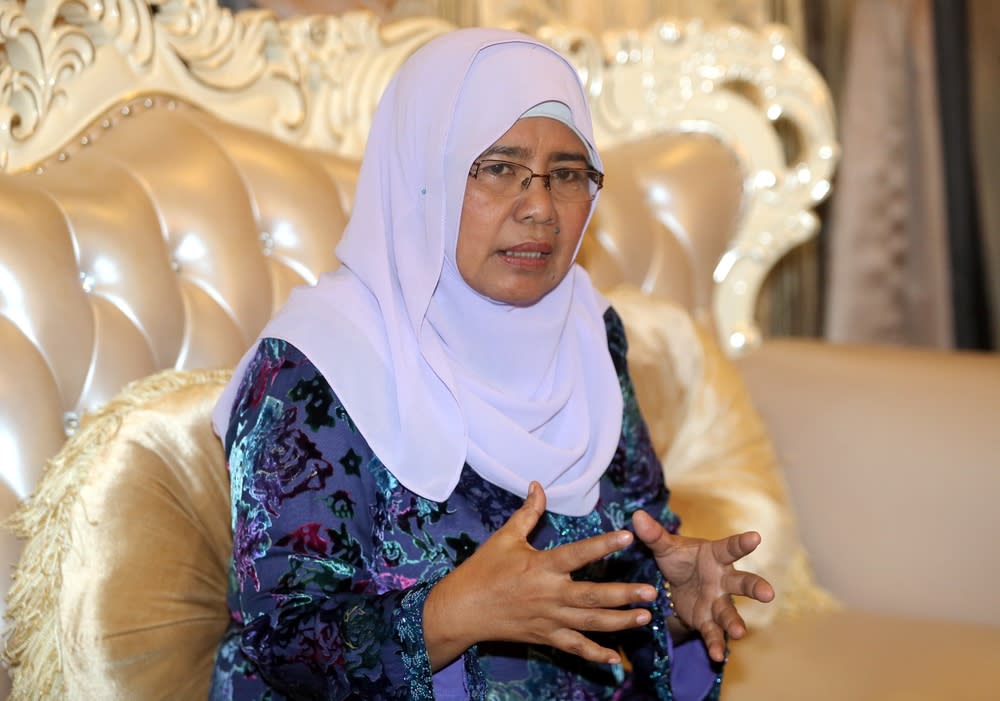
[632,509,775,663]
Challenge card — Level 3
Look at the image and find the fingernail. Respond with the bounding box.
[638,586,656,601]
[528,482,537,496]
[636,610,651,625]
[616,532,632,546]
[608,653,621,665]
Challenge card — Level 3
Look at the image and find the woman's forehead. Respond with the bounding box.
[480,117,590,161]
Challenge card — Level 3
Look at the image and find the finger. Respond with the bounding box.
[503,481,547,539]
[547,529,634,573]
[631,509,676,556]
[698,620,728,663]
[711,530,762,566]
[549,628,625,666]
[564,605,653,634]
[723,570,776,604]
[567,581,658,610]
[712,595,746,640]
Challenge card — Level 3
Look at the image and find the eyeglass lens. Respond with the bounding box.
[472,160,602,201]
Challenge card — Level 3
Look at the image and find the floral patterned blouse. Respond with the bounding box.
[210,308,722,701]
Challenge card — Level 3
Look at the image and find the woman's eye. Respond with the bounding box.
[552,169,585,184]
[483,162,515,177]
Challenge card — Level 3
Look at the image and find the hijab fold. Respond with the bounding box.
[213,29,624,516]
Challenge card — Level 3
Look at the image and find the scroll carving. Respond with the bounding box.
[545,19,838,352]
[0,0,451,171]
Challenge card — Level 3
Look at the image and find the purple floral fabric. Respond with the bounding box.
[209,309,722,700]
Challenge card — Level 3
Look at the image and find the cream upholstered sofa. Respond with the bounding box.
[1,2,999,699]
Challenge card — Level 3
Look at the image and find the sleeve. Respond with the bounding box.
[603,308,725,701]
[225,338,440,700]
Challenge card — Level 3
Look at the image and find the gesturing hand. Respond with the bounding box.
[424,482,659,670]
[632,509,775,663]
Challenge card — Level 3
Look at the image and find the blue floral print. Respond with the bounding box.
[210,309,721,700]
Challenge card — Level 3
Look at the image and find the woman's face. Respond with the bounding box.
[456,117,594,307]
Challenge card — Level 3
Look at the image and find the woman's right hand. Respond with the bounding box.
[422,481,658,670]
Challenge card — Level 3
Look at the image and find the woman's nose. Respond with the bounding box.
[514,175,557,223]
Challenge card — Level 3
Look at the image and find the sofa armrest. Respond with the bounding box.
[735,339,1000,625]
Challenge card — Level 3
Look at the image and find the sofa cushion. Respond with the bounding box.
[737,339,1000,624]
[5,370,232,700]
[721,609,1000,701]
[607,287,837,627]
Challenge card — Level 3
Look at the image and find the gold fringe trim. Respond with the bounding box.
[2,368,232,701]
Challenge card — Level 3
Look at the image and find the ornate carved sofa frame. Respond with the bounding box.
[1,1,998,699]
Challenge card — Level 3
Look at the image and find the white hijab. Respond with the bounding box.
[214,29,623,516]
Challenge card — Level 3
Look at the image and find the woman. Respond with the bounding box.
[210,28,774,700]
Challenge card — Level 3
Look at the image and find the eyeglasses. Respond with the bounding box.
[468,159,605,202]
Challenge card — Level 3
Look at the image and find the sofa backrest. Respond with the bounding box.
[0,1,835,499]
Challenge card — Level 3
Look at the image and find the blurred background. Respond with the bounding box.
[220,0,999,353]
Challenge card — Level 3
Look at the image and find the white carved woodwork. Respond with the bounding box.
[0,0,836,355]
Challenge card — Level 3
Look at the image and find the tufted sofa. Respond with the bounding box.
[1,2,999,699]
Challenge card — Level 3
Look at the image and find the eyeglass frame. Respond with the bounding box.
[467,159,605,202]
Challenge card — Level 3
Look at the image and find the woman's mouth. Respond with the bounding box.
[498,244,552,268]
[504,250,545,259]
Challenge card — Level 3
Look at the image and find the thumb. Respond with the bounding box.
[632,509,674,556]
[504,481,546,539]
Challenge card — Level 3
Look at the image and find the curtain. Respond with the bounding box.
[823,0,954,347]
[968,0,1000,347]
[822,0,996,349]
[933,0,992,349]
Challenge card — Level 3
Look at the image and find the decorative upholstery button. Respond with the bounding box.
[80,271,95,293]
[259,231,275,254]
[170,258,181,272]
[63,412,80,437]
[121,105,131,117]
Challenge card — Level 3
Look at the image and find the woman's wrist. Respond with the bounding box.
[422,570,476,671]
[662,577,696,642]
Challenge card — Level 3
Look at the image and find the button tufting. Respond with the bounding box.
[63,412,80,437]
[259,231,275,254]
